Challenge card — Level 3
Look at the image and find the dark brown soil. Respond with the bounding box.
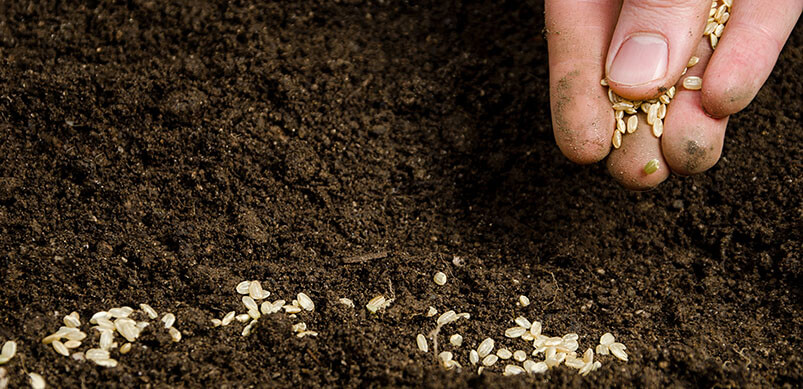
[1,1,800,387]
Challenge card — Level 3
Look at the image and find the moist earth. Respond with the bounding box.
[0,1,801,388]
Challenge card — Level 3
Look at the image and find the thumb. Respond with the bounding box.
[605,0,711,100]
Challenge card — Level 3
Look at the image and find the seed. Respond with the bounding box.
[50,340,68,357]
[615,109,624,120]
[99,330,113,350]
[416,334,428,352]
[609,343,628,361]
[481,354,498,367]
[366,295,386,313]
[704,20,717,35]
[297,293,314,311]
[625,107,638,115]
[236,281,251,294]
[518,295,530,307]
[0,341,16,364]
[248,281,265,300]
[339,298,355,308]
[283,305,302,314]
[115,318,140,342]
[169,327,182,342]
[723,0,732,7]
[242,322,254,337]
[86,348,110,360]
[600,78,608,86]
[612,131,622,149]
[120,343,132,354]
[63,314,80,328]
[291,322,307,333]
[714,23,724,37]
[109,307,133,318]
[426,306,437,317]
[521,332,535,341]
[658,104,667,120]
[63,340,81,349]
[29,373,46,389]
[514,317,531,329]
[687,56,700,68]
[503,364,525,376]
[497,348,513,359]
[513,350,527,362]
[450,334,463,347]
[210,319,222,327]
[89,312,109,324]
[612,102,633,111]
[525,360,548,374]
[607,88,616,103]
[710,34,718,49]
[477,338,495,358]
[668,86,676,99]
[139,304,158,319]
[96,317,115,330]
[469,350,479,365]
[646,103,658,125]
[545,337,563,347]
[659,94,670,104]
[616,118,626,134]
[221,311,236,326]
[93,358,118,368]
[158,313,175,329]
[240,296,258,313]
[248,309,261,320]
[652,118,664,137]
[530,321,542,337]
[437,310,457,326]
[627,115,638,134]
[718,11,730,24]
[235,314,251,322]
[429,271,447,286]
[644,159,660,175]
[505,327,527,338]
[296,331,319,338]
[458,312,470,320]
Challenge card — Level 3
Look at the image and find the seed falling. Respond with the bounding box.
[518,295,530,307]
[416,334,428,352]
[433,271,447,286]
[449,334,463,347]
[644,159,660,175]
[682,76,703,90]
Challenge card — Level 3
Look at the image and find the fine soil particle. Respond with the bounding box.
[1,1,801,388]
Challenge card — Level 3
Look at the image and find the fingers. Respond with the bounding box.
[701,0,803,117]
[605,0,712,100]
[607,113,670,190]
[547,0,620,164]
[663,39,729,175]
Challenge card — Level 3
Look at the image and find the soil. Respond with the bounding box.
[0,1,800,387]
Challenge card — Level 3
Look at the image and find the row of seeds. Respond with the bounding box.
[41,304,181,368]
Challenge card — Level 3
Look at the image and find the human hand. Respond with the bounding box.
[546,0,802,190]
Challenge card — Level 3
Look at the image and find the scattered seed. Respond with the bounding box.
[140,304,158,319]
[221,311,236,326]
[481,354,498,367]
[52,340,69,356]
[366,295,387,314]
[211,319,222,327]
[99,330,113,350]
[242,296,259,313]
[248,309,261,320]
[29,373,46,389]
[236,314,251,322]
[469,350,479,365]
[426,306,438,317]
[524,359,547,374]
[248,281,265,300]
[283,305,302,314]
[93,358,118,368]
[168,327,182,342]
[436,310,457,326]
[0,341,16,364]
[530,321,542,337]
[63,340,81,349]
[109,307,133,318]
[505,327,527,338]
[497,348,513,359]
[518,295,530,307]
[477,338,494,358]
[450,334,463,347]
[339,298,355,308]
[297,293,314,311]
[513,350,527,362]
[609,342,628,361]
[644,159,660,175]
[161,313,176,329]
[514,317,531,329]
[86,348,110,361]
[63,314,80,328]
[433,271,447,286]
[416,334,428,352]
[647,103,658,125]
[503,364,525,376]
[687,56,700,68]
[65,331,86,342]
[120,343,132,354]
[438,351,453,363]
[89,311,109,324]
[236,281,251,294]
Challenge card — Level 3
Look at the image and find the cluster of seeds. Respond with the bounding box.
[212,280,319,338]
[41,304,181,368]
[602,78,675,149]
[416,309,628,377]
[705,0,732,49]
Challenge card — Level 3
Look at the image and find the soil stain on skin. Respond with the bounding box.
[0,1,801,388]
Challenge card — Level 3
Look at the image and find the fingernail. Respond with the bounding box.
[608,34,668,86]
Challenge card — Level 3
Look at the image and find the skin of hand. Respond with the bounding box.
[546,0,802,190]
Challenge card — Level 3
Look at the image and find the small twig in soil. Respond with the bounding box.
[342,251,387,264]
[306,349,322,366]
